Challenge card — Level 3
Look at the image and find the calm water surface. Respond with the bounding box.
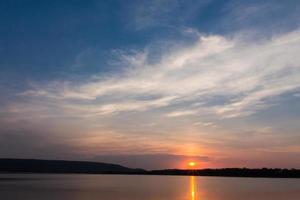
[0,174,299,200]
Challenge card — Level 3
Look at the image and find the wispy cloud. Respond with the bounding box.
[166,110,198,117]
[13,28,300,121]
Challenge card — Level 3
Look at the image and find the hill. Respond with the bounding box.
[1,158,299,178]
[0,158,144,174]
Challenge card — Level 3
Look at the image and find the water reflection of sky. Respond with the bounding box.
[1,174,300,200]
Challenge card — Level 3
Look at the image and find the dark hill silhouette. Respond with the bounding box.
[0,158,299,178]
[0,158,144,174]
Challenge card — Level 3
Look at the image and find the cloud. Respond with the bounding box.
[193,121,215,127]
[11,28,300,121]
[166,110,198,117]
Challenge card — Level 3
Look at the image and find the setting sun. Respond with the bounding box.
[188,161,196,167]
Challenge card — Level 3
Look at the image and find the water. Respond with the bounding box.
[0,174,299,200]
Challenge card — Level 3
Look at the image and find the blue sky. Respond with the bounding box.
[0,0,300,169]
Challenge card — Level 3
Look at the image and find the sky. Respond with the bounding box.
[0,0,300,170]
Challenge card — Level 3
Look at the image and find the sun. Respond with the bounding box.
[188,161,196,167]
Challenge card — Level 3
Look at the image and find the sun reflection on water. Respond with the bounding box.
[190,176,196,200]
